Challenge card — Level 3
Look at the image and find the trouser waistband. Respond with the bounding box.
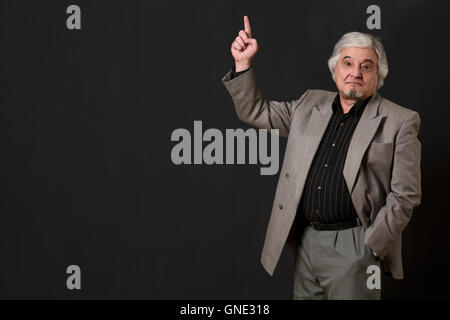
[308,217,362,231]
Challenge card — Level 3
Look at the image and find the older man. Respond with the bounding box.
[222,16,421,300]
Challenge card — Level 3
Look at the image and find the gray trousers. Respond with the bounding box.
[293,224,382,300]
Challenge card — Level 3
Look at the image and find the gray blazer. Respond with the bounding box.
[222,67,422,279]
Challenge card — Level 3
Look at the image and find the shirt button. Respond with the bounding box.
[317,186,321,190]
[340,122,344,126]
[324,164,328,168]
[332,143,336,147]
[315,209,319,214]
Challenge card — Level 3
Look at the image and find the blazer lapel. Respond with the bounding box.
[288,95,334,197]
[292,94,334,195]
[343,91,383,194]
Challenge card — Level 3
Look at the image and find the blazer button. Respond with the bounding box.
[285,173,289,178]
[364,217,370,222]
[279,204,283,210]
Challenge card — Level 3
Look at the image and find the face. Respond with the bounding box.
[334,47,379,100]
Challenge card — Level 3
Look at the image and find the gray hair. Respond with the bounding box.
[327,32,389,89]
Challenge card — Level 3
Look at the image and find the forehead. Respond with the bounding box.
[339,47,377,63]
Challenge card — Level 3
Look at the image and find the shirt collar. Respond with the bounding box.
[332,93,372,116]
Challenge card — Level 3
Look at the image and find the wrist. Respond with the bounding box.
[235,61,252,72]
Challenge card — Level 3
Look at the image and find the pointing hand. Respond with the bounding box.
[230,15,259,72]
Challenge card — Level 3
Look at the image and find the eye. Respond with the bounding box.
[344,61,351,66]
[362,65,371,70]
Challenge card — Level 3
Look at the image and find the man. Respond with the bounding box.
[222,16,421,300]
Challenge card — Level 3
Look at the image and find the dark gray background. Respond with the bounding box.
[0,0,448,299]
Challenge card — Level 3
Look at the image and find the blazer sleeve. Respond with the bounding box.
[222,67,309,138]
[364,111,422,259]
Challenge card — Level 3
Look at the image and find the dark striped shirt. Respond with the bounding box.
[299,93,371,223]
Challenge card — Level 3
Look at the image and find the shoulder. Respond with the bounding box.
[378,94,421,125]
[306,89,337,100]
[299,89,337,106]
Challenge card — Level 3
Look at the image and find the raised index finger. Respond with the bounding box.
[244,15,252,38]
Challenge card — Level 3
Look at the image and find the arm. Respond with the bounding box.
[223,15,309,137]
[222,67,309,137]
[364,111,422,259]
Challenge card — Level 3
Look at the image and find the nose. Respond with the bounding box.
[351,65,362,79]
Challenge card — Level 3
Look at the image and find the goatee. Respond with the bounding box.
[344,89,364,99]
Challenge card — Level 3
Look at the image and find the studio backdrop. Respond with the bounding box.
[1,0,449,299]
